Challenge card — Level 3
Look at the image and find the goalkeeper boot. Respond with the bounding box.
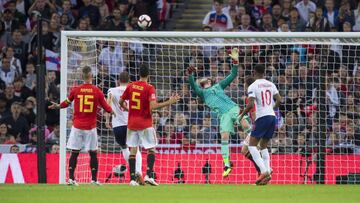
[68,179,79,186]
[222,166,232,177]
[135,173,145,186]
[144,175,159,186]
[91,180,102,186]
[129,180,139,186]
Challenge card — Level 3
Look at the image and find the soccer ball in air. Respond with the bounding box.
[138,14,152,29]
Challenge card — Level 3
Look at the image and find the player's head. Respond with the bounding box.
[253,64,265,77]
[139,64,149,80]
[119,71,129,85]
[82,66,93,82]
[199,77,213,88]
[244,77,255,90]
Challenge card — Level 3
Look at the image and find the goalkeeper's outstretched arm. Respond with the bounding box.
[219,48,239,89]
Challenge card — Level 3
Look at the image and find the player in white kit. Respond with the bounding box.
[239,64,282,185]
[105,72,144,185]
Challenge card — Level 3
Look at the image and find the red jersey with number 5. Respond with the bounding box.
[62,84,112,130]
[121,81,156,130]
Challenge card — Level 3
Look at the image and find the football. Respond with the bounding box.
[138,14,152,29]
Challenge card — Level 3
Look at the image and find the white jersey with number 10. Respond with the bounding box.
[107,86,128,127]
[247,79,279,120]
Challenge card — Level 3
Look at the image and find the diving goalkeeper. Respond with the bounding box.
[188,48,251,177]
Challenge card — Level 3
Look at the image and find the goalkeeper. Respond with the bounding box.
[188,48,251,177]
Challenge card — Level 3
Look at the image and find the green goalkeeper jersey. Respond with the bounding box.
[189,64,238,116]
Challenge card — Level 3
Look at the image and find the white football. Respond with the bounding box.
[138,14,152,29]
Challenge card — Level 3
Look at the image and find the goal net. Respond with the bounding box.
[60,32,360,184]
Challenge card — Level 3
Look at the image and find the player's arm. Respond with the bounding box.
[119,98,129,111]
[98,89,113,113]
[105,91,113,129]
[240,97,255,120]
[219,48,239,89]
[187,66,204,98]
[150,94,180,110]
[273,93,282,110]
[272,84,282,110]
[119,85,130,111]
[48,88,75,109]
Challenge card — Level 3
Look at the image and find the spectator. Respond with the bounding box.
[259,12,275,31]
[185,124,199,144]
[79,0,101,28]
[6,0,27,24]
[9,144,19,153]
[4,46,22,76]
[103,8,126,31]
[50,143,60,153]
[174,113,188,141]
[353,1,360,31]
[281,0,292,21]
[0,122,16,144]
[237,14,257,32]
[2,8,20,34]
[307,8,331,32]
[288,8,306,32]
[13,77,33,101]
[295,0,316,22]
[77,17,90,31]
[8,30,28,68]
[271,126,292,154]
[24,62,36,90]
[324,0,339,28]
[278,21,291,32]
[28,126,50,145]
[250,0,267,27]
[271,4,283,23]
[59,14,73,30]
[93,0,110,26]
[343,21,352,32]
[48,124,60,144]
[222,0,238,16]
[0,98,10,119]
[326,76,339,128]
[98,41,126,77]
[57,0,75,27]
[199,116,217,144]
[22,96,36,126]
[0,58,17,86]
[336,0,355,31]
[203,0,233,31]
[0,102,29,144]
[27,0,56,20]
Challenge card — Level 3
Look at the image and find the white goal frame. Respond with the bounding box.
[59,31,360,184]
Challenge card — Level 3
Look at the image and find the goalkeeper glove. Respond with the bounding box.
[186,66,196,75]
[228,48,239,64]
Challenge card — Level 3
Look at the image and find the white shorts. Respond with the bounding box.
[127,127,157,149]
[67,126,98,151]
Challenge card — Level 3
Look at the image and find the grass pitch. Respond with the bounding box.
[1,184,359,203]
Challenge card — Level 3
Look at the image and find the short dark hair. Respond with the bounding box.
[119,71,129,83]
[245,77,255,86]
[82,66,92,80]
[254,64,265,75]
[214,0,223,4]
[139,65,149,78]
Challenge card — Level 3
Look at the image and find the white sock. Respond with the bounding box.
[121,148,130,163]
[260,148,271,173]
[248,146,267,174]
[135,148,142,175]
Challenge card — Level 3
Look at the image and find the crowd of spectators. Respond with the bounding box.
[0,0,173,153]
[202,0,360,32]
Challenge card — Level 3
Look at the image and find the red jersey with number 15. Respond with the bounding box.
[121,81,156,130]
[62,84,112,130]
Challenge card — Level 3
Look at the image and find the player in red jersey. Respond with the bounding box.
[119,65,179,186]
[49,66,113,186]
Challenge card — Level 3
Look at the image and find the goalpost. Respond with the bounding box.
[60,32,360,184]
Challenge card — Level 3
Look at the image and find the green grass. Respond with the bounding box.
[1,184,360,203]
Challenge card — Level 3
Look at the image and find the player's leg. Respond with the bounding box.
[86,128,100,185]
[219,112,234,177]
[240,116,261,174]
[257,116,277,185]
[66,126,83,186]
[141,127,159,186]
[126,129,140,186]
[113,126,130,162]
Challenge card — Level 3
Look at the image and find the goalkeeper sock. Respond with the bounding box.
[121,148,130,163]
[246,151,261,174]
[68,151,79,180]
[89,151,98,182]
[221,140,230,167]
[146,152,155,178]
[260,148,271,173]
[136,148,142,175]
[129,155,136,181]
[248,146,267,174]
